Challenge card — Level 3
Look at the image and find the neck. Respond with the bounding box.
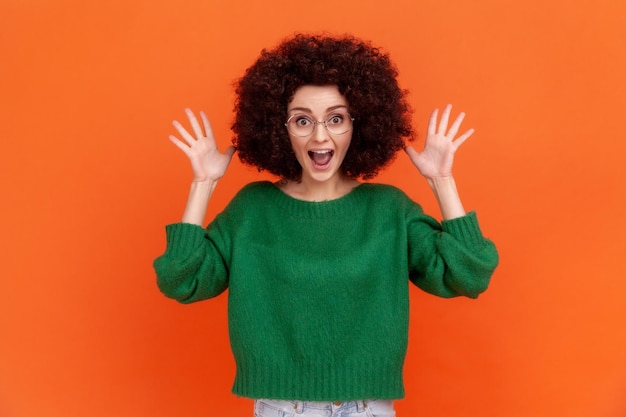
[278,174,360,202]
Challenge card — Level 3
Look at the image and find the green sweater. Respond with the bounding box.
[154,181,498,401]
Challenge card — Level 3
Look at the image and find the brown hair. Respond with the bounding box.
[232,33,414,180]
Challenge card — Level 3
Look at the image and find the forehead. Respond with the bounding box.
[288,85,348,112]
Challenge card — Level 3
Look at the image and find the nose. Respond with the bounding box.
[312,121,330,142]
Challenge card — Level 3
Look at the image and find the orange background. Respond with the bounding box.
[1,0,625,416]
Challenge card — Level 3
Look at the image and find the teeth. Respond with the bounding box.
[310,150,332,154]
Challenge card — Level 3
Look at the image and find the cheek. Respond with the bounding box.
[338,135,353,152]
[288,138,307,162]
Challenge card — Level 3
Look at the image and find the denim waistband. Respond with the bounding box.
[255,398,370,415]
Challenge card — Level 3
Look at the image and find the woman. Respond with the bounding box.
[154,34,498,417]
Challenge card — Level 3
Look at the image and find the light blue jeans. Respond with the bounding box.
[253,399,396,417]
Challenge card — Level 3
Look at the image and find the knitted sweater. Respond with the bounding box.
[154,181,498,401]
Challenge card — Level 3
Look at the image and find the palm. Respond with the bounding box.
[405,105,474,179]
[169,109,236,182]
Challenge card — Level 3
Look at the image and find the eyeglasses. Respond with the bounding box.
[285,111,354,137]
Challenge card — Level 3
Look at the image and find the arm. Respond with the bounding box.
[407,210,498,298]
[153,109,235,303]
[404,104,474,220]
[169,108,236,225]
[404,106,497,297]
[154,109,235,303]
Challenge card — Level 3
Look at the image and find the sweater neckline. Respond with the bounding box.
[261,181,370,218]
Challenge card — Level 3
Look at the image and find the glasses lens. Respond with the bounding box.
[325,112,352,135]
[287,115,315,136]
[286,112,353,136]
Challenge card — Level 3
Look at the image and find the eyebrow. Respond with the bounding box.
[288,105,349,114]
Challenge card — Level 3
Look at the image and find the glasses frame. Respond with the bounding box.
[285,112,355,137]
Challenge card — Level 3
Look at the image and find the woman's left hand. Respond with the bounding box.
[405,104,474,180]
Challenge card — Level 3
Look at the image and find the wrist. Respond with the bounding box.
[426,176,455,190]
[181,180,218,225]
[426,176,466,220]
[190,178,218,191]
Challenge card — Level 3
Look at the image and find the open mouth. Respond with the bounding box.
[308,150,334,168]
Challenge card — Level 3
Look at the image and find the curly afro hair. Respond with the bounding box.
[232,33,414,181]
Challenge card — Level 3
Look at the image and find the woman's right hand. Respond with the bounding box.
[170,108,236,183]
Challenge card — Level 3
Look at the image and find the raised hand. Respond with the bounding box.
[404,104,474,181]
[170,109,236,183]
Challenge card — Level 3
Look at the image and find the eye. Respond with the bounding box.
[327,114,345,125]
[294,116,313,127]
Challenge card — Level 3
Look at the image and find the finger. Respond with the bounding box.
[224,145,237,159]
[404,146,420,164]
[200,111,214,140]
[185,108,205,139]
[447,112,466,138]
[453,128,475,149]
[172,120,196,145]
[427,109,439,136]
[169,135,192,156]
[437,104,452,134]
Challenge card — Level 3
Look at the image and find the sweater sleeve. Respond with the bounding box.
[407,208,499,299]
[153,218,231,304]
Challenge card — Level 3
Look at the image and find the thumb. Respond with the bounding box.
[404,146,420,163]
[224,146,237,159]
